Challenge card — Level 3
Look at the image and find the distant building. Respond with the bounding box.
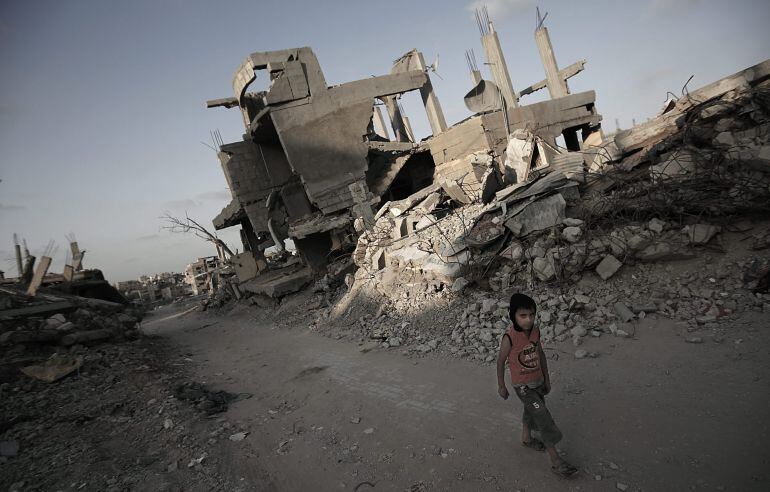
[184,256,220,295]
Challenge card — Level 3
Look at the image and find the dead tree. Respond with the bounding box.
[160,212,235,260]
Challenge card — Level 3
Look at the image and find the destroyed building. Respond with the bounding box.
[205,7,769,301]
[206,8,605,297]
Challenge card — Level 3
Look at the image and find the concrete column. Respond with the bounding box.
[70,242,83,271]
[14,243,22,277]
[412,52,448,135]
[382,96,410,142]
[402,116,415,143]
[372,105,390,140]
[348,181,375,228]
[534,26,568,99]
[481,25,518,109]
[26,255,52,296]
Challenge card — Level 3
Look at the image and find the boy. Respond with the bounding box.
[496,293,578,478]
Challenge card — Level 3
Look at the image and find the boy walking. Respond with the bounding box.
[496,293,578,478]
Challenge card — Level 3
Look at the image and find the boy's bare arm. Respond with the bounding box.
[538,345,551,393]
[496,335,512,399]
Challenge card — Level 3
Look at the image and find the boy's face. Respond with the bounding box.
[515,308,535,331]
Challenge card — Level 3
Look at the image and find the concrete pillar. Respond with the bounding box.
[382,96,410,142]
[534,26,568,99]
[402,116,415,143]
[412,51,448,135]
[348,181,375,228]
[470,70,482,85]
[372,105,390,140]
[481,24,518,108]
[70,241,83,271]
[26,255,52,296]
[14,243,22,278]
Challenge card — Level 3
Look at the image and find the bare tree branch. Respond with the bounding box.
[160,211,235,258]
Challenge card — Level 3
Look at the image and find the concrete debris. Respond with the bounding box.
[562,226,582,243]
[451,277,470,292]
[596,255,622,280]
[503,130,535,184]
[20,354,84,383]
[229,431,249,442]
[505,193,567,238]
[685,224,721,245]
[613,302,635,323]
[533,257,556,281]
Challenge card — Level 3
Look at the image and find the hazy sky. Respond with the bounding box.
[1,0,768,282]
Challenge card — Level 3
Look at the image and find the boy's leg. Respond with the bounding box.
[516,386,576,474]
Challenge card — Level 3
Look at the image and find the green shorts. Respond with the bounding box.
[514,385,563,447]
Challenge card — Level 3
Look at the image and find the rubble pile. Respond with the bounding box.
[309,61,770,361]
[309,246,770,364]
[0,288,143,358]
[349,62,770,301]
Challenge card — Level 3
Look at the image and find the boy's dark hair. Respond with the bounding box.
[509,293,537,332]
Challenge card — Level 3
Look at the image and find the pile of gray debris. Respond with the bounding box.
[0,286,143,382]
[349,60,770,305]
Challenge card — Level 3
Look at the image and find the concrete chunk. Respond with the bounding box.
[595,254,622,280]
[686,224,721,245]
[505,193,566,237]
[533,256,556,281]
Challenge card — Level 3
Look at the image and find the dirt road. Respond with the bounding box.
[144,301,770,492]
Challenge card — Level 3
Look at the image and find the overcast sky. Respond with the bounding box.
[1,0,768,282]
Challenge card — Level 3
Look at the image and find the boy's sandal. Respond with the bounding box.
[551,460,578,478]
[521,438,545,451]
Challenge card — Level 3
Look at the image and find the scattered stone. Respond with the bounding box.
[363,428,375,434]
[163,418,174,430]
[573,294,590,305]
[481,299,497,314]
[614,302,635,322]
[574,349,588,359]
[229,431,248,441]
[685,224,721,245]
[562,226,583,243]
[648,218,666,233]
[616,483,629,491]
[563,218,584,227]
[571,326,587,337]
[596,255,622,280]
[452,277,470,292]
[45,313,67,327]
[350,416,361,424]
[387,337,402,347]
[533,256,556,281]
[187,453,207,468]
[686,337,704,344]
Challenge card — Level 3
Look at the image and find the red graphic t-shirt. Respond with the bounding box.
[506,325,543,386]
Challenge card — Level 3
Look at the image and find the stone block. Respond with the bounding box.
[595,255,622,280]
